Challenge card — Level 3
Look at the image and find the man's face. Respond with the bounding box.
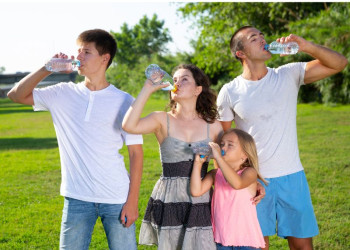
[237,27,271,62]
[76,42,107,76]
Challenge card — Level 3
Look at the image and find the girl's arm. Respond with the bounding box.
[122,79,169,135]
[190,155,216,197]
[211,120,224,169]
[209,142,257,190]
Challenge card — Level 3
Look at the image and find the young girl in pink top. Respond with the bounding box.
[191,128,268,250]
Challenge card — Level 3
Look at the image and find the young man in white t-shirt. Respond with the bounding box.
[7,29,143,249]
[217,26,348,250]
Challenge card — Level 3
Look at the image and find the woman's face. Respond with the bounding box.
[171,69,201,100]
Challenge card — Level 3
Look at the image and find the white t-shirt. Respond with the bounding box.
[33,82,143,204]
[217,62,307,178]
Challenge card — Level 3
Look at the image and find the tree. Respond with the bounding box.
[111,14,172,67]
[107,14,191,96]
[287,3,350,104]
[0,66,5,74]
[178,3,329,88]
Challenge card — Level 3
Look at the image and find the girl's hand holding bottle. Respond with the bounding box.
[194,154,208,165]
[208,142,224,160]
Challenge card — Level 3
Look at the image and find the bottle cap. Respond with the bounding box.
[73,60,81,67]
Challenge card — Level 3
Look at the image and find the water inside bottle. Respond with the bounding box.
[145,64,175,91]
[265,42,299,54]
[192,142,213,158]
[45,58,81,72]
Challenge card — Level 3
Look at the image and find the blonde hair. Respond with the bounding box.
[218,128,268,185]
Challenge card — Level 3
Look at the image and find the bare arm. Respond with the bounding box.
[211,120,224,169]
[277,34,348,84]
[190,155,216,197]
[7,67,52,105]
[122,80,170,135]
[220,121,233,132]
[120,144,143,227]
[209,142,257,189]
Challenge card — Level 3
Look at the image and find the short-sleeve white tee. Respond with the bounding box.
[217,62,307,178]
[33,82,143,204]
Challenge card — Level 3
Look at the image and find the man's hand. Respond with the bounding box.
[120,200,139,228]
[276,34,309,56]
[277,34,307,49]
[251,181,266,205]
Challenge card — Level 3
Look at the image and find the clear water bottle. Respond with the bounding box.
[45,58,81,72]
[145,64,175,91]
[264,41,299,55]
[192,142,213,159]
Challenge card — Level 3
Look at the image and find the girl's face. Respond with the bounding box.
[171,69,202,99]
[220,132,247,167]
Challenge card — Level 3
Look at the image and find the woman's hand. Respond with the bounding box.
[143,79,171,93]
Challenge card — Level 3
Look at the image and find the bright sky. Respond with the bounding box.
[0,1,196,74]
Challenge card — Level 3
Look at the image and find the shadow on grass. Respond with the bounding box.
[0,103,31,108]
[0,137,58,150]
[0,100,34,114]
[0,109,35,115]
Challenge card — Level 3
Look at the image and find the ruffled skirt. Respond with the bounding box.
[139,161,215,250]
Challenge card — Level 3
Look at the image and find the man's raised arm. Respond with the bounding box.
[7,67,52,105]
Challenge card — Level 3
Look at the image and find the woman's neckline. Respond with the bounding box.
[160,135,210,146]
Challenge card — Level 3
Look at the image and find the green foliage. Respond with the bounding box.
[288,2,350,104]
[111,14,172,67]
[107,14,193,96]
[178,2,327,85]
[106,52,192,97]
[1,98,350,249]
[178,2,349,104]
[0,66,5,74]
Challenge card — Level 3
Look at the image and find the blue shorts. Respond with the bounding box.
[257,170,319,239]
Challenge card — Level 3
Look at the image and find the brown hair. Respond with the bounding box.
[218,128,268,185]
[230,25,253,63]
[168,64,219,123]
[77,29,117,69]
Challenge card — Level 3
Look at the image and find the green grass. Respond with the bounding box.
[0,97,349,249]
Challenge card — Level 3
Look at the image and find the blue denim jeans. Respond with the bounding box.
[59,197,137,250]
[216,243,260,250]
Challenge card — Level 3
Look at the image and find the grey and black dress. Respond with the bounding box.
[139,114,215,250]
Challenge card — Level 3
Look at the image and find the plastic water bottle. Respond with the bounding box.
[192,142,213,158]
[145,64,175,91]
[264,41,299,55]
[45,58,81,72]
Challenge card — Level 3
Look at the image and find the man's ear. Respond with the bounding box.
[236,50,245,59]
[103,54,110,63]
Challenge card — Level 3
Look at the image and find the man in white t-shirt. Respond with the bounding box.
[7,29,143,249]
[217,26,347,250]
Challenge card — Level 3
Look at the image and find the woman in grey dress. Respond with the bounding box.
[122,64,223,250]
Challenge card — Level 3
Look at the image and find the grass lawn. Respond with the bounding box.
[0,97,349,249]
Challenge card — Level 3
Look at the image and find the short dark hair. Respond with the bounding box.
[168,64,219,123]
[230,25,253,63]
[77,29,117,69]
